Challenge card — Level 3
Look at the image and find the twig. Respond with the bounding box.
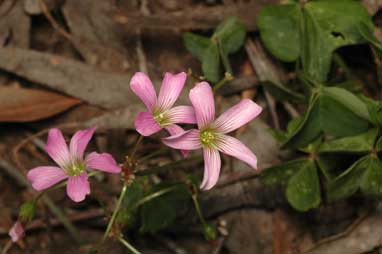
[118,235,142,254]
[211,237,225,254]
[301,211,370,253]
[42,196,83,244]
[0,159,28,187]
[38,0,74,42]
[153,235,188,254]
[245,39,281,129]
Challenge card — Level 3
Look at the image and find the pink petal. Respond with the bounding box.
[69,127,96,160]
[189,82,215,129]
[162,129,202,150]
[157,72,187,110]
[45,128,70,168]
[9,221,24,242]
[166,106,196,124]
[216,135,258,169]
[214,99,262,133]
[200,148,221,190]
[164,124,190,157]
[66,172,90,202]
[130,72,157,112]
[27,166,68,191]
[85,152,121,173]
[134,112,162,136]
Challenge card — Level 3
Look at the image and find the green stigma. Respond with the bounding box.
[200,129,217,147]
[153,111,169,126]
[66,161,85,176]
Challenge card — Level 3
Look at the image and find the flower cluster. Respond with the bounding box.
[13,71,262,245]
[131,72,262,190]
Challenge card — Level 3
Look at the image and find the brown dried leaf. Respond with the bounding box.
[0,85,81,122]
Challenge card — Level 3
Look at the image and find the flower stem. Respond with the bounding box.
[191,192,207,226]
[118,235,142,254]
[102,183,128,241]
[213,72,233,93]
[131,185,180,210]
[131,135,143,160]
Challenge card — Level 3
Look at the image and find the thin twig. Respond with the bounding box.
[301,211,370,253]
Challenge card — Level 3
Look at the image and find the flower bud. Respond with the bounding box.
[19,201,36,223]
[203,223,217,241]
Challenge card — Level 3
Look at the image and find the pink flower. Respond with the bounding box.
[9,221,24,242]
[27,127,121,202]
[163,82,262,190]
[130,72,196,137]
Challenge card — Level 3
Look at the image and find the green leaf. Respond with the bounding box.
[140,183,190,233]
[183,32,211,61]
[261,158,309,186]
[302,0,373,82]
[283,96,321,148]
[361,96,382,126]
[322,87,370,121]
[319,95,369,137]
[319,128,379,153]
[286,160,321,211]
[213,16,246,54]
[327,156,370,201]
[257,4,301,62]
[202,42,220,83]
[357,20,382,51]
[360,157,382,197]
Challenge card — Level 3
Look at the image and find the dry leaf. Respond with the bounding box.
[0,85,81,122]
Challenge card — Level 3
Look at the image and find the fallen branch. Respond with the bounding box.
[113,1,280,32]
[0,47,139,109]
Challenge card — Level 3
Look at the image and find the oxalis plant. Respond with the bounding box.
[7,72,262,253]
[184,0,382,212]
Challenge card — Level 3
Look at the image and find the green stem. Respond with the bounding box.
[131,185,180,210]
[191,192,207,226]
[213,72,233,93]
[131,135,143,160]
[118,236,142,254]
[217,39,232,75]
[102,183,128,241]
[138,148,166,163]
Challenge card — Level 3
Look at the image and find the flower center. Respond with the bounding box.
[153,110,168,126]
[66,161,85,176]
[200,129,217,147]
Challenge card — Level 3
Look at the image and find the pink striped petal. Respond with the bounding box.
[157,72,187,110]
[130,72,157,112]
[200,148,221,190]
[214,99,262,133]
[165,124,189,157]
[189,82,215,129]
[66,172,90,202]
[216,135,258,169]
[134,112,162,136]
[45,128,70,168]
[166,106,196,124]
[9,221,24,242]
[162,129,202,150]
[27,166,68,191]
[69,127,96,160]
[85,152,121,173]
